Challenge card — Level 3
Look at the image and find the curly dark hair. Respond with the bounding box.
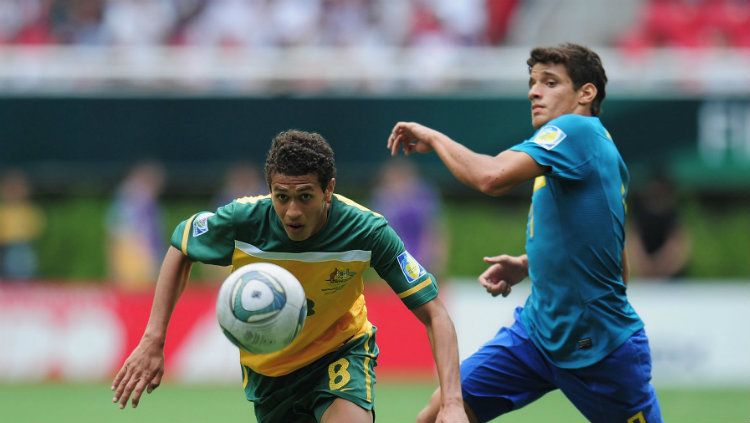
[264,130,336,190]
[527,43,607,116]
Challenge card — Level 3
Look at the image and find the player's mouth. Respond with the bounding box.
[531,105,544,113]
[286,223,304,233]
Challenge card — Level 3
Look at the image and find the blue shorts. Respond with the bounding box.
[461,308,662,423]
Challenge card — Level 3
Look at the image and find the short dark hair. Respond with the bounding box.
[264,130,336,190]
[527,43,607,116]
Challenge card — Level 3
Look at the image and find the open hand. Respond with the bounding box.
[478,255,528,297]
[111,337,165,409]
[387,122,438,156]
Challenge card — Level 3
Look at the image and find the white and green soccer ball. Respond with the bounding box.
[216,263,307,354]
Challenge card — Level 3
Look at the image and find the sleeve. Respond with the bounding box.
[510,115,596,180]
[170,202,237,266]
[369,223,439,309]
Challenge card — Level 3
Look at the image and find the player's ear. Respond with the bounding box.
[578,82,597,108]
[324,178,335,202]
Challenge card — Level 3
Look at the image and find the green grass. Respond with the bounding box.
[1,382,747,423]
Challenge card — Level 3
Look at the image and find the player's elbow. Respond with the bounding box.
[477,174,512,197]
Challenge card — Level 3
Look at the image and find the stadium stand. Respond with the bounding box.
[619,0,750,51]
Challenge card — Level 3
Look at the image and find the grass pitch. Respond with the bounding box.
[0,382,747,423]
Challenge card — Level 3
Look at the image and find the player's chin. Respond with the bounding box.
[531,115,547,129]
[285,226,309,241]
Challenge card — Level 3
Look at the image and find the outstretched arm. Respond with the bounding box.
[388,122,544,196]
[111,246,193,409]
[411,298,469,423]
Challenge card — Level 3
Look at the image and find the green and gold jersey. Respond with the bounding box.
[171,194,438,376]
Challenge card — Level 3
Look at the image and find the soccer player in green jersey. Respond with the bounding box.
[111,130,468,423]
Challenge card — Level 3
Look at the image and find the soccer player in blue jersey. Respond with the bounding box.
[388,43,662,423]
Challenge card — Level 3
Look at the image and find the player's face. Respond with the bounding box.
[270,173,335,242]
[528,63,585,129]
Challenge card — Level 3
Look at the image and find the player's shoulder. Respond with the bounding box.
[332,194,391,236]
[234,194,272,206]
[221,194,272,219]
[333,194,384,222]
[538,114,604,147]
[546,114,599,133]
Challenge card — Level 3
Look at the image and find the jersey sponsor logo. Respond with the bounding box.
[397,251,426,283]
[192,212,214,237]
[532,125,566,150]
[322,267,357,294]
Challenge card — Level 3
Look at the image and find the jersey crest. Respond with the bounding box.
[532,125,566,150]
[192,212,214,237]
[397,251,426,283]
[322,267,357,294]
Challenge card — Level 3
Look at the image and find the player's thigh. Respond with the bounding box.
[560,328,662,423]
[311,333,378,422]
[249,332,378,423]
[252,389,316,423]
[460,324,555,422]
[320,397,373,423]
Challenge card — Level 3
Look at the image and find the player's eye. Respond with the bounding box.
[275,193,288,202]
[300,193,313,201]
[546,80,557,87]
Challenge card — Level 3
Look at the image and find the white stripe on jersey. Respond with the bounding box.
[234,240,372,263]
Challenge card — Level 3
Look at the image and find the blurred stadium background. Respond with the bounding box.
[0,0,749,422]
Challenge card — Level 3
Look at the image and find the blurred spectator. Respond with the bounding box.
[212,162,265,208]
[49,0,107,45]
[618,0,750,52]
[177,0,271,47]
[508,0,640,47]
[2,0,502,48]
[370,159,448,277]
[101,0,176,45]
[0,169,45,281]
[0,0,51,44]
[106,161,165,290]
[485,0,519,45]
[627,172,692,280]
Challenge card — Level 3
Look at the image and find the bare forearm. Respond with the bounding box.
[143,246,194,342]
[428,132,507,195]
[414,299,463,407]
[429,315,463,406]
[389,122,542,196]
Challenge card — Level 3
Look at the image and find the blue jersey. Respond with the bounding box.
[510,114,643,368]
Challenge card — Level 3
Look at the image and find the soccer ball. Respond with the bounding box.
[216,262,307,354]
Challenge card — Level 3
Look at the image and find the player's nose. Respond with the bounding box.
[528,83,542,100]
[285,201,304,219]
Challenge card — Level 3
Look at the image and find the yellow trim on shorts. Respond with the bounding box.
[181,214,197,255]
[627,411,646,423]
[242,365,249,389]
[363,324,374,402]
[398,277,432,299]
